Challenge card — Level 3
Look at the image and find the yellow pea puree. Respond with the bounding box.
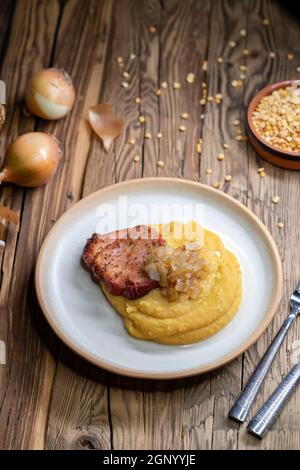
[102,221,242,345]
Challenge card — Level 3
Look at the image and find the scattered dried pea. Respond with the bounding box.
[272,195,280,204]
[212,180,221,189]
[231,79,243,87]
[186,73,195,83]
[196,141,202,154]
[202,60,208,71]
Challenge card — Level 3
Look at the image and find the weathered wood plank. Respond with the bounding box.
[0,0,15,61]
[106,0,211,450]
[155,0,206,181]
[1,0,300,450]
[42,0,114,450]
[0,0,60,289]
[0,0,17,261]
[0,0,61,450]
[237,0,300,450]
[182,375,214,449]
[113,0,144,183]
[188,0,249,450]
[139,0,162,177]
[46,348,111,450]
[100,0,161,450]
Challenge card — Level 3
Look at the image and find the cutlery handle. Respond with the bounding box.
[247,362,300,439]
[229,311,297,423]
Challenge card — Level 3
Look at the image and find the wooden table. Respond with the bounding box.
[1,0,300,451]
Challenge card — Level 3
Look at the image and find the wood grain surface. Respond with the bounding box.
[1,0,300,450]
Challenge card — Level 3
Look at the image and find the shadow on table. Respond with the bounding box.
[59,342,218,392]
[279,0,300,21]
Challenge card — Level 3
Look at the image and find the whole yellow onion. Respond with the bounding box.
[0,132,63,187]
[25,68,76,120]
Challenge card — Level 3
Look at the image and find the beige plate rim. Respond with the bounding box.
[35,177,283,380]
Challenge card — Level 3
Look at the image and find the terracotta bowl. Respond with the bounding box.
[247,80,300,170]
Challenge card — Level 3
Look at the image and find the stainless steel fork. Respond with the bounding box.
[229,282,300,423]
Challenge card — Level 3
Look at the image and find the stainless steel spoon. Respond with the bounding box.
[247,361,300,439]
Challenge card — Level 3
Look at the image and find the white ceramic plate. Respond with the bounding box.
[35,178,283,379]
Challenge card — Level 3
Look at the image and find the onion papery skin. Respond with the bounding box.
[25,68,75,120]
[1,132,63,187]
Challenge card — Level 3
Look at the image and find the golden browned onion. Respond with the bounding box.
[144,244,211,301]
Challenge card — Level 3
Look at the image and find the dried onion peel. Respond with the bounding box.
[88,104,124,151]
[0,205,19,225]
